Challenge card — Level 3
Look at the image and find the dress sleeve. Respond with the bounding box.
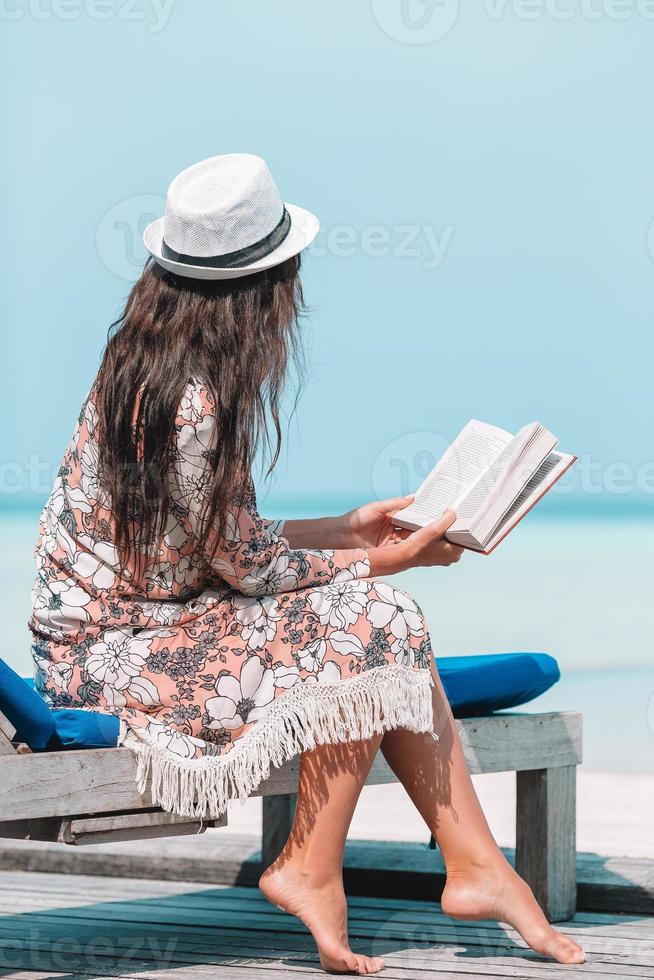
[169,381,370,596]
[262,517,286,538]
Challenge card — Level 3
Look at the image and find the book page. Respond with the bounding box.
[482,451,575,551]
[452,423,541,527]
[488,452,562,537]
[393,420,512,526]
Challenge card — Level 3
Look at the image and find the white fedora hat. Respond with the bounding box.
[143,153,319,280]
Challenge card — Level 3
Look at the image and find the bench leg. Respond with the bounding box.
[262,793,296,868]
[515,765,577,922]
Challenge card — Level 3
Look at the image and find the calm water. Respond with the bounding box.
[4,506,653,773]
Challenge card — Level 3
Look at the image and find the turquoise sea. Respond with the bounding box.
[4,503,652,774]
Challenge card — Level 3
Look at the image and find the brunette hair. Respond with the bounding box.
[94,256,304,571]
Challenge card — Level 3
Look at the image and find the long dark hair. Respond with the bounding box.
[94,256,305,572]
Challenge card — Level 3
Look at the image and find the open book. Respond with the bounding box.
[392,421,575,554]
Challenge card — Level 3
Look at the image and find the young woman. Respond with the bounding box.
[31,154,584,975]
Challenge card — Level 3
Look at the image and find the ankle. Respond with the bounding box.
[444,846,509,879]
[267,850,342,887]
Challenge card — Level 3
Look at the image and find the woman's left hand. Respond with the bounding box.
[340,496,415,549]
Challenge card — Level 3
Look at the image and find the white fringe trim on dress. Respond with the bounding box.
[120,664,435,819]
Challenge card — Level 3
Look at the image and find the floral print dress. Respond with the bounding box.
[30,379,434,816]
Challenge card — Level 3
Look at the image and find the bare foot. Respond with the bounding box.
[441,855,585,965]
[260,861,384,975]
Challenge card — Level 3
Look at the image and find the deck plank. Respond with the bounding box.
[0,871,652,979]
[0,714,583,823]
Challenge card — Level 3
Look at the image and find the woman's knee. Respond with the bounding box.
[367,580,430,649]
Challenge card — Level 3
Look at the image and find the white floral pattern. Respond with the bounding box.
[297,637,327,672]
[367,582,426,655]
[233,596,282,650]
[309,580,370,629]
[204,656,276,731]
[86,629,161,709]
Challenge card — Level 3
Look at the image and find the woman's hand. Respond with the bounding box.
[281,501,463,572]
[399,510,464,568]
[367,510,464,576]
[340,496,415,548]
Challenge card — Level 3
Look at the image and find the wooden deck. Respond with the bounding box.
[0,870,652,979]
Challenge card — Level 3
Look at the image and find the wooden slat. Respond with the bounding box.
[255,711,582,796]
[0,818,64,842]
[0,711,581,823]
[0,747,152,820]
[0,710,17,757]
[59,809,227,845]
[455,711,582,775]
[0,710,16,742]
[0,736,16,757]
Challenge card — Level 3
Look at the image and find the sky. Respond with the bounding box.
[2,0,653,514]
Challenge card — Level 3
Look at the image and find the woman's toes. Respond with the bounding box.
[547,932,585,964]
[319,947,384,974]
[563,940,585,964]
[335,952,370,975]
[353,954,384,974]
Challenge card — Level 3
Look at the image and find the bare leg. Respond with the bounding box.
[260,735,385,975]
[380,663,585,965]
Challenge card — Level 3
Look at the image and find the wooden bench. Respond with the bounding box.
[0,709,582,922]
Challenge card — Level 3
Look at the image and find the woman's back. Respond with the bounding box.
[31,378,219,647]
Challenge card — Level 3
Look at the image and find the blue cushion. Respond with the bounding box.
[51,709,120,749]
[436,652,560,717]
[22,674,119,748]
[0,660,119,750]
[0,658,56,750]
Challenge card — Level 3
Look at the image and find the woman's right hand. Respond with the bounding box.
[367,510,464,576]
